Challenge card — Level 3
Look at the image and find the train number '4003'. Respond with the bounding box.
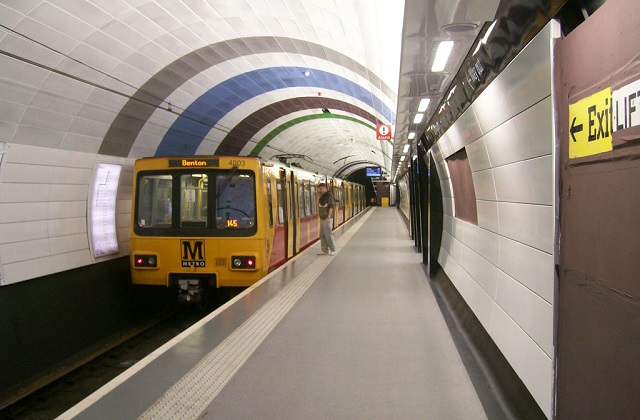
[228,159,246,167]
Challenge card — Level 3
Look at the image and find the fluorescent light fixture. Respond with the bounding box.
[418,98,431,112]
[413,113,424,124]
[431,41,454,72]
[408,132,416,140]
[403,144,410,153]
[400,155,406,162]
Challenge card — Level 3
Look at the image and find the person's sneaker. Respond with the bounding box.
[328,250,335,256]
[318,251,328,255]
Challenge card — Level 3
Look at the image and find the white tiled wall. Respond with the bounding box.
[431,23,559,417]
[0,142,133,285]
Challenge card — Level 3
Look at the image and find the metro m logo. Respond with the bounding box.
[181,240,205,267]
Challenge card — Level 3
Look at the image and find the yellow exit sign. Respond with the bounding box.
[568,87,613,159]
[568,78,640,159]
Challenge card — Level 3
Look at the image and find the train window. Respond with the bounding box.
[180,174,208,228]
[136,175,173,228]
[297,182,305,218]
[266,178,273,228]
[276,180,286,223]
[214,172,256,229]
[304,184,312,216]
[310,185,317,214]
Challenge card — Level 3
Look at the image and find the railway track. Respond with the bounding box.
[0,303,219,420]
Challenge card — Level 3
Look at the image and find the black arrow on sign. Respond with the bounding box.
[570,117,583,142]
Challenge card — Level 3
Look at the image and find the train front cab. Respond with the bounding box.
[129,157,271,301]
[130,157,363,303]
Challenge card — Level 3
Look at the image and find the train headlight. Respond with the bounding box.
[134,254,158,268]
[230,256,257,270]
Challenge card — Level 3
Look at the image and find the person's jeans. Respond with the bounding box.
[319,218,336,253]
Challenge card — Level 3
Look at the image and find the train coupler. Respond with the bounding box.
[177,279,204,303]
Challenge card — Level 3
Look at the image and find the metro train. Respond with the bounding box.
[129,156,366,302]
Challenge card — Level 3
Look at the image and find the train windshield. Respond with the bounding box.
[135,170,257,236]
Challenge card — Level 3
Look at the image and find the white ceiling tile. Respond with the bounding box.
[0,55,49,88]
[29,2,94,40]
[137,1,183,32]
[1,31,63,68]
[278,18,304,40]
[207,0,253,17]
[181,0,218,20]
[100,18,150,50]
[170,26,206,49]
[84,31,134,61]
[210,17,240,40]
[1,0,41,16]
[109,62,151,87]
[46,0,111,28]
[39,72,93,102]
[0,4,28,28]
[156,0,200,26]
[88,0,132,17]
[118,8,166,41]
[137,41,180,67]
[123,50,161,75]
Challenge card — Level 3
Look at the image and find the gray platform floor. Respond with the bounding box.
[62,207,495,419]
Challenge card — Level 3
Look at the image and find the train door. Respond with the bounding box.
[289,170,299,256]
[346,184,353,220]
[264,172,277,270]
[270,170,288,268]
[284,169,294,259]
[335,181,345,226]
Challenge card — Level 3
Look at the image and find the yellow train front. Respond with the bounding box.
[130,156,273,303]
[130,155,366,303]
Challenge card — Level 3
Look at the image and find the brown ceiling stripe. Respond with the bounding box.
[99,36,396,157]
[215,97,380,156]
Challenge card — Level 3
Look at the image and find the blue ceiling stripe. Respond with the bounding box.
[156,66,396,156]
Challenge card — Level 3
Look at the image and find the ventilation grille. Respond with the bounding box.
[215,258,226,267]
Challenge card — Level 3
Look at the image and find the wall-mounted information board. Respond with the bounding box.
[89,162,122,258]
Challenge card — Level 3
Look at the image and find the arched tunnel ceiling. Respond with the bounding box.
[0,0,501,178]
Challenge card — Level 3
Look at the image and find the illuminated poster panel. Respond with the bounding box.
[89,162,122,258]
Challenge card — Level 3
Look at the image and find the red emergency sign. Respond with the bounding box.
[376,124,393,140]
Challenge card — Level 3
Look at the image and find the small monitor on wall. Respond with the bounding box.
[366,166,381,177]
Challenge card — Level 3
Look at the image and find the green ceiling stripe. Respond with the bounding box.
[250,114,378,156]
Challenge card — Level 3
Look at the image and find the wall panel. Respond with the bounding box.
[498,202,554,253]
[471,169,496,201]
[476,200,499,233]
[465,137,491,172]
[429,23,557,417]
[499,236,554,303]
[0,143,133,285]
[493,156,553,205]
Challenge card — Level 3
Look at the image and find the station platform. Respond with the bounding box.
[59,207,507,419]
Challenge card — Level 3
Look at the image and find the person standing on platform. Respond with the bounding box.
[318,182,336,256]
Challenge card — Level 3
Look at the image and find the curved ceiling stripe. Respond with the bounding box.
[156,66,395,156]
[98,36,396,157]
[334,160,380,177]
[213,97,378,156]
[250,114,375,157]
